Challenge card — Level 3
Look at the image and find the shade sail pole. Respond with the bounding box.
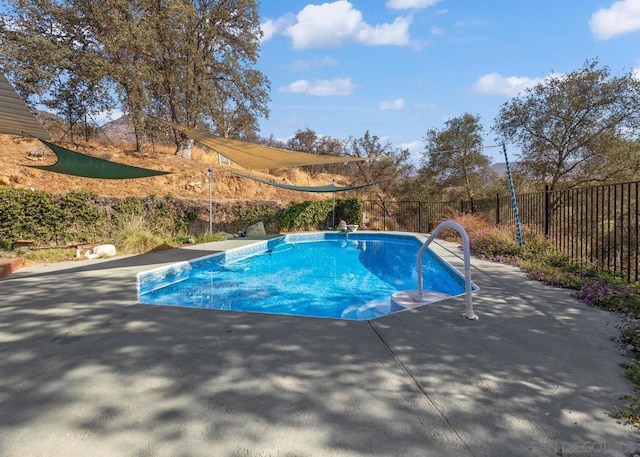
[332,179,336,229]
[208,167,213,234]
[503,142,524,247]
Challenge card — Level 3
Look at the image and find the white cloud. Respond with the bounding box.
[283,1,412,49]
[278,78,355,96]
[261,19,278,42]
[261,14,295,43]
[431,25,443,35]
[386,0,440,10]
[590,0,640,40]
[285,56,338,71]
[356,16,413,46]
[473,73,547,97]
[398,140,423,152]
[633,67,640,80]
[379,98,405,110]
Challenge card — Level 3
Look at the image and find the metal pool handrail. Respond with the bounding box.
[416,220,478,320]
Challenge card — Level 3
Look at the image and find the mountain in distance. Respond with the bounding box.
[490,162,522,177]
[490,163,507,177]
[100,115,135,143]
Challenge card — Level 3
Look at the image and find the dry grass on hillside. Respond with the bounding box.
[0,134,347,203]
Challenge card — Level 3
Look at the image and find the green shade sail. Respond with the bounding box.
[229,170,378,193]
[28,140,170,179]
[0,72,168,179]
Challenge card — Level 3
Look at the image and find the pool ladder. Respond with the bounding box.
[391,220,478,320]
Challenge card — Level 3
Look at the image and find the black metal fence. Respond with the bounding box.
[363,180,640,283]
[361,200,458,233]
[462,182,639,283]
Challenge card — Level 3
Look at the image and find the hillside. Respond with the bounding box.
[0,134,346,203]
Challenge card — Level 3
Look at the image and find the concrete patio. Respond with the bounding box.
[0,237,638,456]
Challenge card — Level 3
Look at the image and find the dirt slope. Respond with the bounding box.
[0,134,340,203]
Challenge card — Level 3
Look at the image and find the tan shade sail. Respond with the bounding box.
[229,169,379,193]
[157,118,367,170]
[0,73,51,140]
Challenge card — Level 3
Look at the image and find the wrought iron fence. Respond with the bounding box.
[363,179,639,283]
[460,181,640,283]
[360,200,458,233]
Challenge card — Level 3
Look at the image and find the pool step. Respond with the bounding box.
[341,291,453,320]
[340,299,391,320]
[390,290,452,311]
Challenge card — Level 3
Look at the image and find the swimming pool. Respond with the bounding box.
[137,232,476,320]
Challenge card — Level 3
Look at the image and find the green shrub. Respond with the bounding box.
[195,232,226,243]
[110,195,197,238]
[57,190,107,243]
[277,196,362,232]
[23,248,78,263]
[232,205,277,229]
[0,189,210,248]
[518,259,584,289]
[112,212,167,254]
[278,199,334,231]
[335,197,363,226]
[575,278,640,314]
[468,225,523,261]
[0,188,106,245]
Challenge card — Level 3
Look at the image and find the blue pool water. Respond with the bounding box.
[137,232,471,320]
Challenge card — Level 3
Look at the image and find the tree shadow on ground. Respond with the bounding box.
[0,241,637,457]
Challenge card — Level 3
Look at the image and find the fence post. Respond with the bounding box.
[418,201,422,233]
[496,194,500,225]
[383,203,386,231]
[460,200,464,214]
[544,184,550,237]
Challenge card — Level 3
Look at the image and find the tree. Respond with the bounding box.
[314,135,348,176]
[74,0,157,151]
[391,176,440,202]
[259,134,288,149]
[143,0,270,158]
[287,128,319,175]
[420,113,493,204]
[493,58,640,190]
[209,78,265,141]
[346,131,412,200]
[43,72,114,142]
[287,128,318,153]
[0,0,270,156]
[0,2,115,136]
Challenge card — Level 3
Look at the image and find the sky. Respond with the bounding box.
[255,0,640,164]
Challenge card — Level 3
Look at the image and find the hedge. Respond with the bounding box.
[0,187,363,247]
